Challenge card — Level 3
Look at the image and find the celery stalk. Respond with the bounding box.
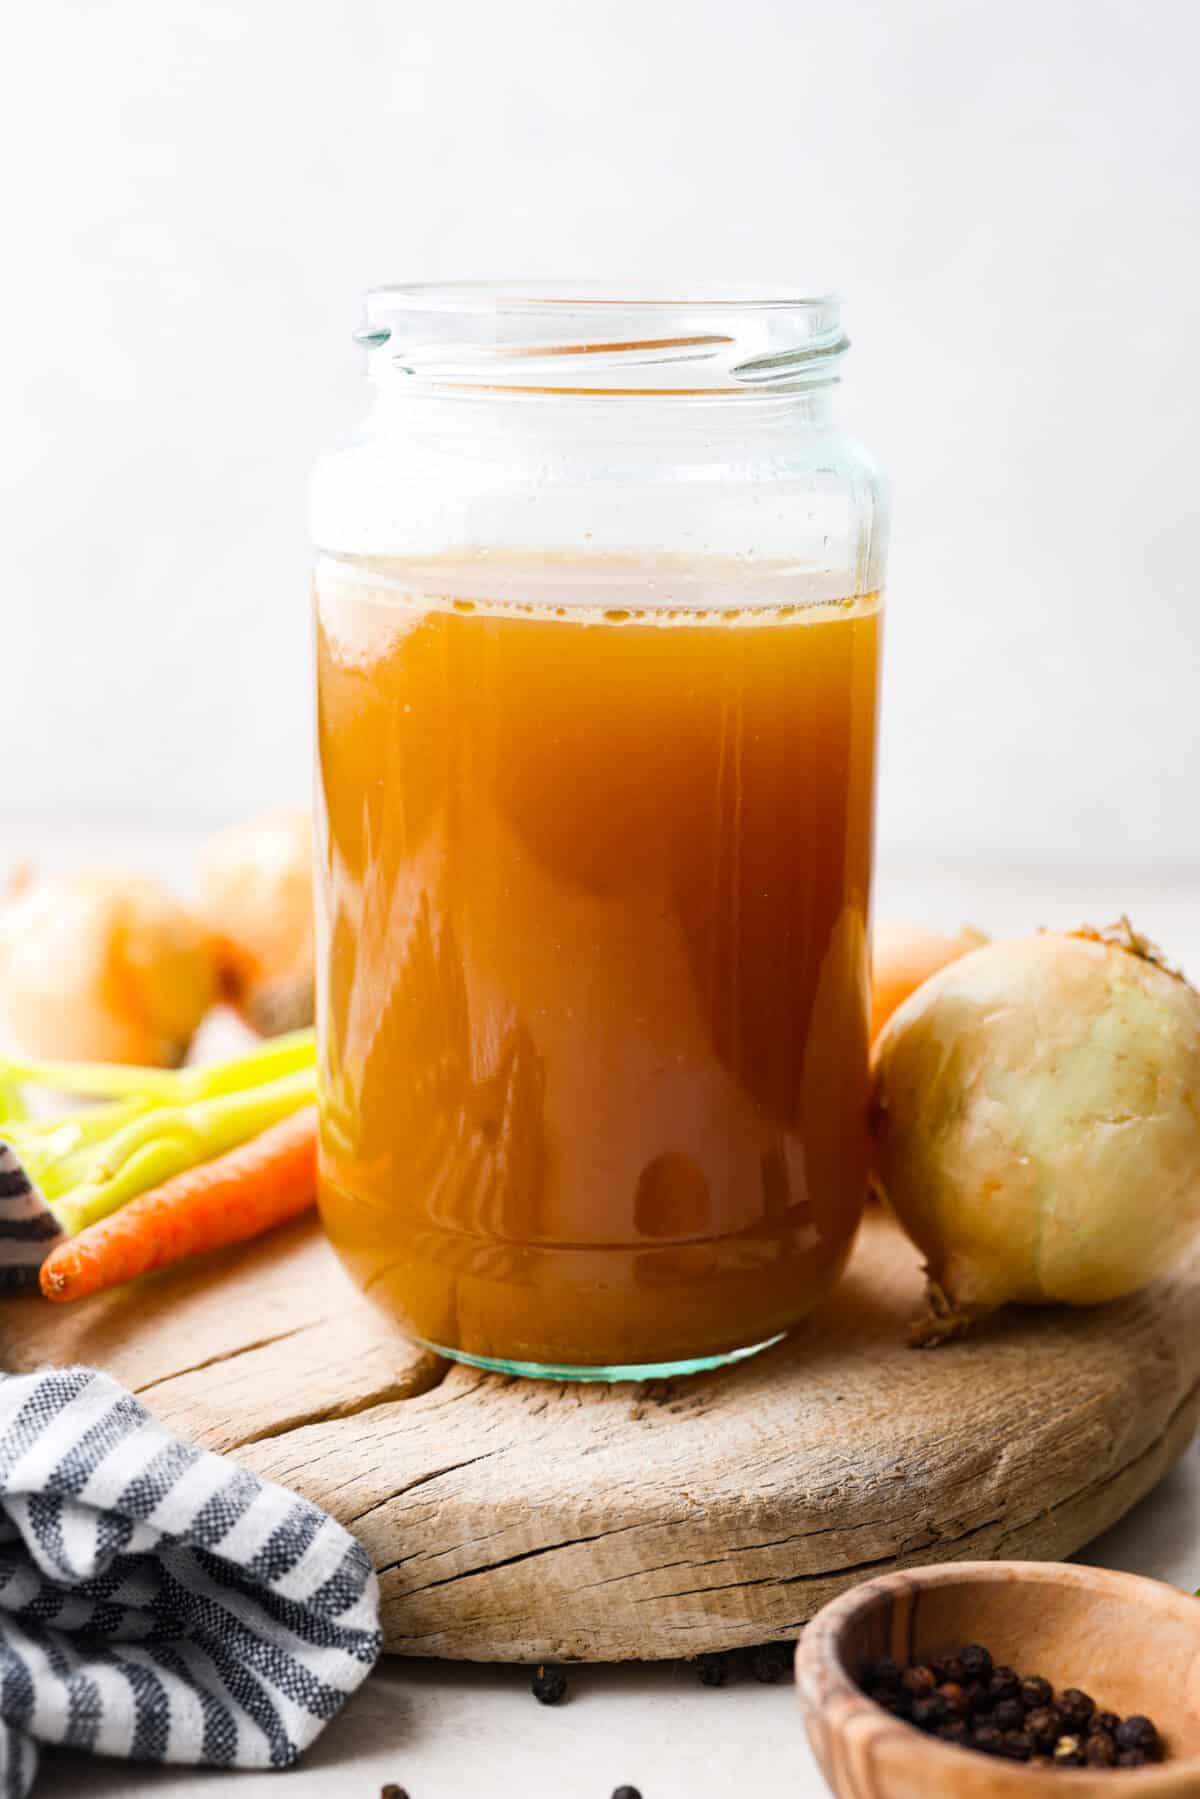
[55,1066,315,1233]
[0,1029,314,1107]
[0,1076,29,1125]
[0,1059,183,1101]
[173,1031,315,1102]
[2,1098,155,1198]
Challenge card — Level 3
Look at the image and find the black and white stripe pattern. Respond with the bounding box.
[0,1367,382,1797]
[0,1148,62,1296]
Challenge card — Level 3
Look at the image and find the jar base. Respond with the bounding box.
[417,1332,787,1383]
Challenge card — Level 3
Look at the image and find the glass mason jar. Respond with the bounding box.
[311,282,887,1380]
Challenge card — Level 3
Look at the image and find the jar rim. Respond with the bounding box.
[356,280,849,395]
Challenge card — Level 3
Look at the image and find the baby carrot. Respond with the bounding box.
[39,1106,318,1303]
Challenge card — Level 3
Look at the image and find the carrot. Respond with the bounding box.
[39,1106,317,1303]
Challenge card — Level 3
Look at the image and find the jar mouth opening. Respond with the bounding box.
[357,280,848,395]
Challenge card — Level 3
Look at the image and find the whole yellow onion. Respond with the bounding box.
[870,921,988,1043]
[198,810,313,1035]
[870,920,1200,1343]
[0,872,216,1066]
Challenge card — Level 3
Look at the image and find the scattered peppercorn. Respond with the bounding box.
[696,1652,727,1688]
[748,1644,790,1685]
[531,1664,568,1705]
[380,1787,410,1799]
[612,1788,643,1799]
[855,1642,1166,1771]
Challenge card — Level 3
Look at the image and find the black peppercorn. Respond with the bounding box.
[531,1664,568,1705]
[1053,1734,1085,1767]
[749,1644,789,1685]
[862,1656,901,1693]
[1025,1705,1062,1750]
[911,1695,947,1730]
[380,1787,410,1799]
[612,1788,643,1799]
[1084,1731,1118,1767]
[989,1665,1020,1702]
[1019,1675,1053,1711]
[936,1681,970,1718]
[960,1643,993,1682]
[1116,1715,1161,1758]
[992,1698,1025,1732]
[696,1652,727,1689]
[857,1645,1164,1774]
[1058,1686,1095,1729]
[962,1679,989,1715]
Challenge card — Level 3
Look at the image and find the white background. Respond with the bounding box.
[4,0,1198,873]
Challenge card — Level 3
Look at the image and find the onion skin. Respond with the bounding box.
[870,925,1200,1343]
[871,922,988,1042]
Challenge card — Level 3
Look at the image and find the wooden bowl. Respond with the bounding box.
[795,1561,1200,1797]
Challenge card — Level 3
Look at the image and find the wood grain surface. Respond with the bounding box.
[3,1210,1197,1663]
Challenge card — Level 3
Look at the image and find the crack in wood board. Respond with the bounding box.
[132,1321,323,1392]
[233,1366,449,1449]
[349,1450,507,1522]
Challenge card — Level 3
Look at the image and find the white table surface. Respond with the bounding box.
[10,838,1199,1799]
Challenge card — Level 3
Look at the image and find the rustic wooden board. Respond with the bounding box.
[3,1210,1197,1663]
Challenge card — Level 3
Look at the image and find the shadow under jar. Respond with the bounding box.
[311,281,888,1379]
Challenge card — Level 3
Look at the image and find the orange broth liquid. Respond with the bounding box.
[315,555,881,1372]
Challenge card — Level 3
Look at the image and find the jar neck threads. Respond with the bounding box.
[356,281,848,399]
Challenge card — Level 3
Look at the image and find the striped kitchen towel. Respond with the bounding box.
[0,1147,62,1296]
[0,1366,383,1798]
